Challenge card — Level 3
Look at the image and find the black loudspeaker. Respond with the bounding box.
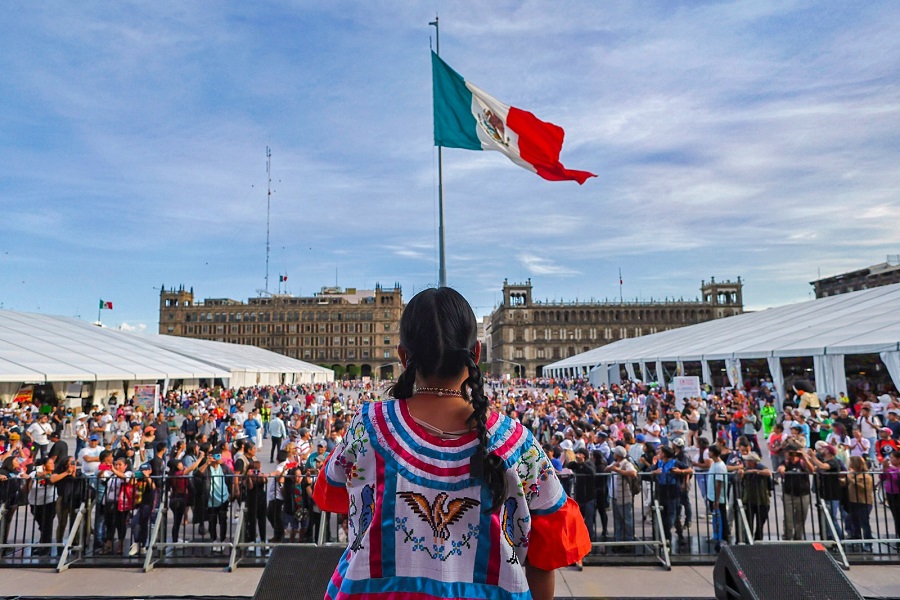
[713,543,863,600]
[253,545,346,600]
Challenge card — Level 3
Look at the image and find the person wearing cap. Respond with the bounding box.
[79,434,103,476]
[736,452,771,541]
[47,430,68,464]
[305,441,328,473]
[651,445,693,547]
[670,437,693,538]
[606,445,637,546]
[876,427,900,464]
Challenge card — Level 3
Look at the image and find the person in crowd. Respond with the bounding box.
[606,446,637,547]
[312,287,589,600]
[651,445,693,548]
[167,458,192,545]
[876,427,900,465]
[196,449,234,553]
[777,444,812,540]
[25,456,58,555]
[760,398,777,436]
[103,456,134,556]
[736,452,771,541]
[880,450,900,547]
[706,446,729,552]
[566,448,596,569]
[848,428,871,461]
[267,409,287,463]
[857,403,882,462]
[53,455,81,546]
[844,455,875,551]
[27,414,53,460]
[806,444,845,540]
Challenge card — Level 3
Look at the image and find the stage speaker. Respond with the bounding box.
[253,545,346,600]
[713,543,862,600]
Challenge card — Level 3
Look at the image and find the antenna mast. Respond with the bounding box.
[265,146,272,294]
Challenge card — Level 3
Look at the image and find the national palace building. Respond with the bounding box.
[159,277,743,380]
[487,277,743,378]
[158,284,403,379]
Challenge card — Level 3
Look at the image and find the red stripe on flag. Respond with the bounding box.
[507,107,596,184]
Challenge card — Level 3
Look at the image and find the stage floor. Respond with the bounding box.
[0,564,898,599]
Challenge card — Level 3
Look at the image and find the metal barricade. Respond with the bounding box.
[2,463,897,571]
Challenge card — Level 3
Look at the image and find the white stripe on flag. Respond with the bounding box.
[465,82,536,174]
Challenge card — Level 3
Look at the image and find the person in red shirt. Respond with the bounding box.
[876,427,900,464]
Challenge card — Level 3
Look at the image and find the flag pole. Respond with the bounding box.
[430,16,446,288]
[97,300,101,326]
[619,268,624,303]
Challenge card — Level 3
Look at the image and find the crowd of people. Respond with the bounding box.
[0,382,375,557]
[490,377,900,555]
[0,375,899,560]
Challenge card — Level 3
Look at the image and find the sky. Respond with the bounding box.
[1,1,899,333]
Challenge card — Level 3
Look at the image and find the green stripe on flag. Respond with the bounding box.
[432,52,481,150]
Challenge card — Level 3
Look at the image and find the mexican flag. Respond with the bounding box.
[432,52,596,184]
[99,300,113,310]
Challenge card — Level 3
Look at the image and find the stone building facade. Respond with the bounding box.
[811,257,900,298]
[488,278,743,377]
[158,284,403,378]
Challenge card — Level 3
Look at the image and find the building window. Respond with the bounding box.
[537,348,545,359]
[383,350,391,358]
[383,323,390,331]
[362,350,370,358]
[304,350,311,358]
[515,348,524,359]
[383,337,390,345]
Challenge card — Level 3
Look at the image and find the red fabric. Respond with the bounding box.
[527,497,592,571]
[313,462,349,514]
[369,452,385,578]
[507,107,596,185]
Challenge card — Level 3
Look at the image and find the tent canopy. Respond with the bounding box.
[0,309,333,386]
[545,283,900,374]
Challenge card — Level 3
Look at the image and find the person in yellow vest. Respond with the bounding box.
[260,402,272,440]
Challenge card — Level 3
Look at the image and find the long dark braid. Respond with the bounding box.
[388,287,506,514]
[464,351,507,513]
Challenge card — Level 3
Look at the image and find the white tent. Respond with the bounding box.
[146,334,334,387]
[545,283,900,400]
[0,309,333,404]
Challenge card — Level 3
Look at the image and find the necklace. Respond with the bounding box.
[413,387,464,398]
[409,414,470,438]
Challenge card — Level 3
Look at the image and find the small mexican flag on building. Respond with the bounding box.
[99,300,113,310]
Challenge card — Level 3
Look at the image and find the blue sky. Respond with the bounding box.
[2,1,899,332]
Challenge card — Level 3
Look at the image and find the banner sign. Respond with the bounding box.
[13,386,33,405]
[672,376,701,411]
[133,384,159,414]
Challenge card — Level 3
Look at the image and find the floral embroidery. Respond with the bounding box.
[395,517,480,561]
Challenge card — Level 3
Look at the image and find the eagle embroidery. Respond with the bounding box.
[397,491,480,541]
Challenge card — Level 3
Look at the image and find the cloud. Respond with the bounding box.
[117,322,148,334]
[519,254,580,277]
